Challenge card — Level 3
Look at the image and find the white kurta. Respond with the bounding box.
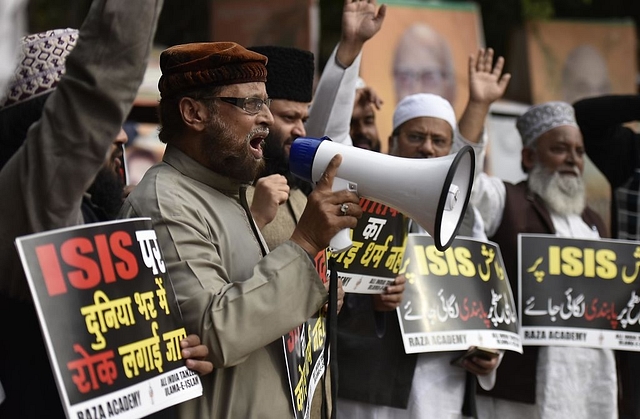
[305,44,360,146]
[337,131,499,419]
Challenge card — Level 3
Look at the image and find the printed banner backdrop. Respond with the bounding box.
[330,198,408,294]
[519,234,640,351]
[397,234,522,354]
[360,0,483,153]
[283,250,328,419]
[525,19,636,106]
[502,19,637,236]
[210,0,318,55]
[14,218,202,419]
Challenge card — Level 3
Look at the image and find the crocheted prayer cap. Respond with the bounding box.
[392,93,457,133]
[158,42,268,97]
[0,28,78,110]
[516,101,578,147]
[248,46,314,103]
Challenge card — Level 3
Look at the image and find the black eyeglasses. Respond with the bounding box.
[214,96,272,115]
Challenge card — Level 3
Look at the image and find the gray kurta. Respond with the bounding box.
[0,0,162,302]
[119,145,328,418]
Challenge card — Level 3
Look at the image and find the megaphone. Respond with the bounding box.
[289,136,475,253]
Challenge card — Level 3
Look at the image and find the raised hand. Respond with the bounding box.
[468,48,511,107]
[458,47,512,144]
[356,85,384,111]
[337,0,387,67]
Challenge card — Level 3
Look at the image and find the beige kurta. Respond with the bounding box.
[119,145,328,418]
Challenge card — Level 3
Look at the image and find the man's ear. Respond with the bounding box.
[521,146,535,173]
[178,97,209,132]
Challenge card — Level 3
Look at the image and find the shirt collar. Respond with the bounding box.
[162,144,251,194]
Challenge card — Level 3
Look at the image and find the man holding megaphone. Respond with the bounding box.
[335,48,511,419]
[118,39,367,418]
[246,2,386,417]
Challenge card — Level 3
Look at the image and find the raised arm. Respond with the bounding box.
[457,47,511,144]
[451,48,510,177]
[335,0,386,68]
[305,0,386,144]
[0,0,163,302]
[5,0,162,230]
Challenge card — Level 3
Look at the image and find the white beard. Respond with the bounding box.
[527,162,586,216]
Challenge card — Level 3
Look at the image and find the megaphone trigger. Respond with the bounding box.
[444,184,460,211]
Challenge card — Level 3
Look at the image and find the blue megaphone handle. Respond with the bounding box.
[289,136,331,182]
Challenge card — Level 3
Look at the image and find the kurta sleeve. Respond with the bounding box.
[453,128,488,178]
[305,44,362,145]
[470,172,507,238]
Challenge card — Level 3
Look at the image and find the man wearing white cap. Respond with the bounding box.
[467,101,615,418]
[337,48,510,419]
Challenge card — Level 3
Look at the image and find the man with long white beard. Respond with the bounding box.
[466,101,615,418]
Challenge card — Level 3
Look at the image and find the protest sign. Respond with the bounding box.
[398,234,522,354]
[15,218,202,419]
[520,234,640,350]
[284,250,328,419]
[330,198,408,294]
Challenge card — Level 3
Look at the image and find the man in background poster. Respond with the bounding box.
[392,22,456,105]
[562,44,612,105]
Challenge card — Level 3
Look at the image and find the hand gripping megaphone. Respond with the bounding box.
[289,136,475,253]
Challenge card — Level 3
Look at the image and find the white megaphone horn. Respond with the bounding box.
[289,136,475,253]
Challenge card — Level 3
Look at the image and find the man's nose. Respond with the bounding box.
[115,128,128,146]
[258,104,275,127]
[566,148,581,164]
[292,119,306,138]
[419,138,435,157]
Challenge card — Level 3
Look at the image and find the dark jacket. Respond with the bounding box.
[574,94,640,238]
[479,181,607,403]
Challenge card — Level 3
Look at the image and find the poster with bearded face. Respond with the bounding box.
[491,19,637,235]
[358,1,483,154]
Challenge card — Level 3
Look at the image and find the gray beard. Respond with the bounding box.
[527,163,586,216]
